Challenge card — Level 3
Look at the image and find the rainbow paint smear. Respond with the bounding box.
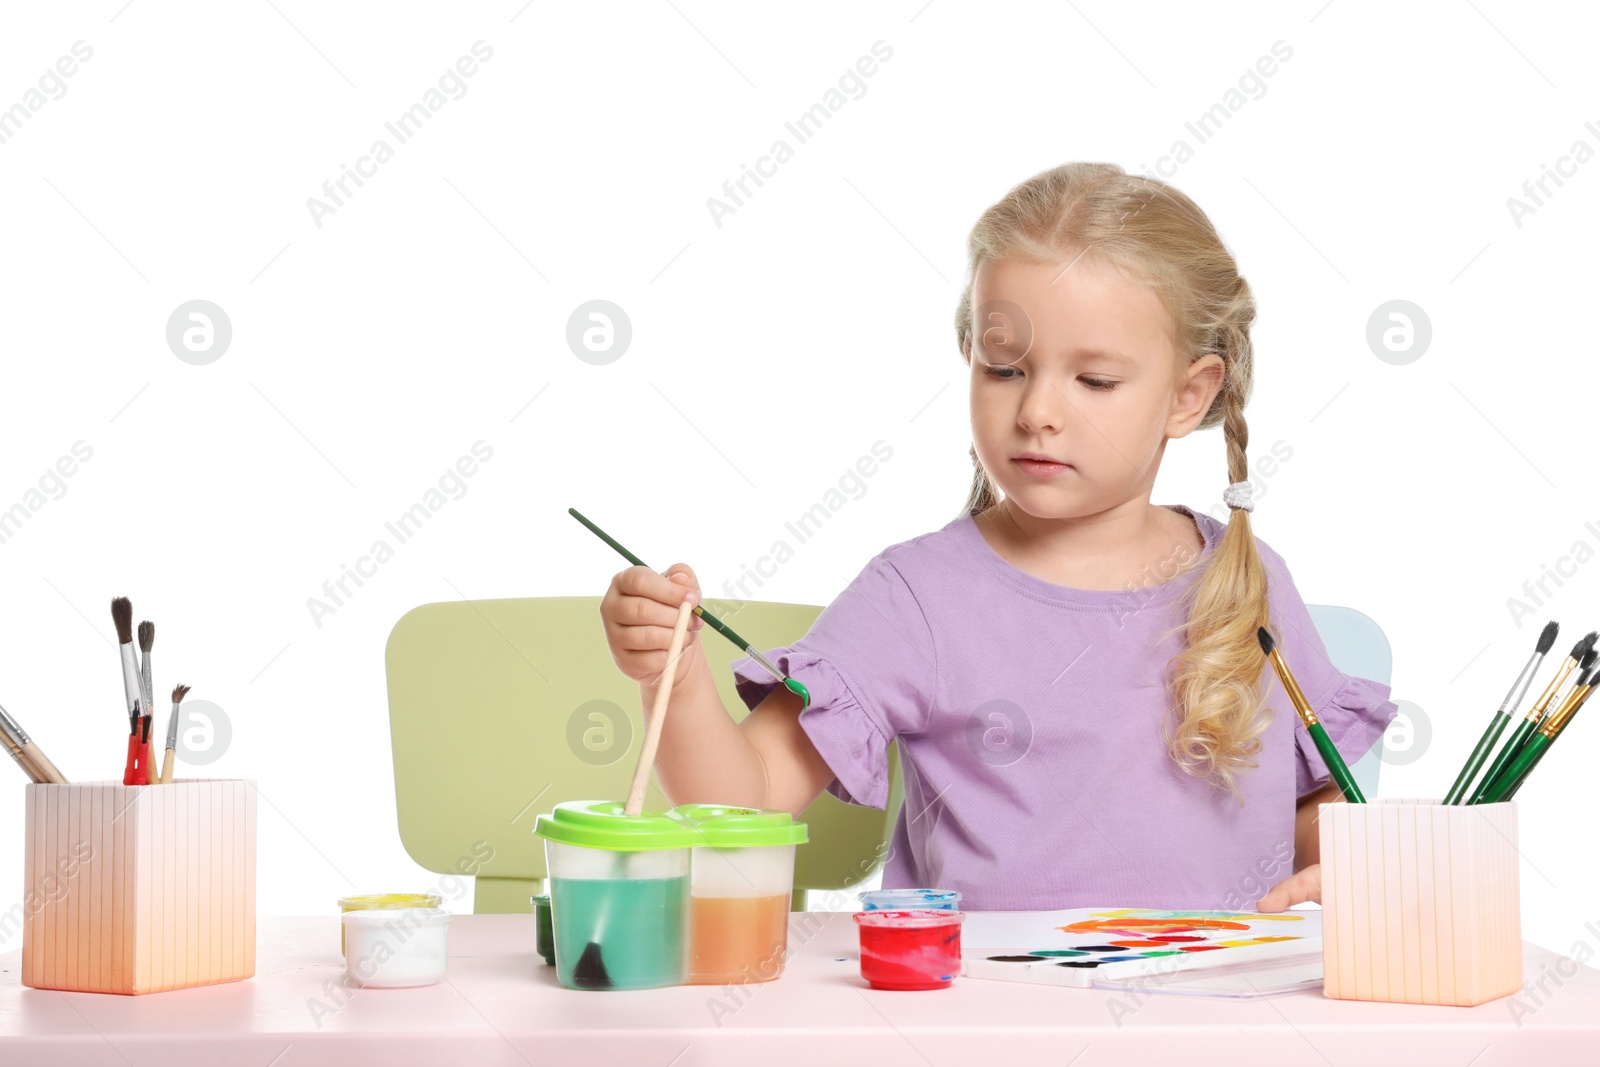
[962,908,1319,985]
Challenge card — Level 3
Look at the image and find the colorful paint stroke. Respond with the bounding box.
[961,908,1322,990]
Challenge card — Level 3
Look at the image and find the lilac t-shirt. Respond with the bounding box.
[729,504,1397,911]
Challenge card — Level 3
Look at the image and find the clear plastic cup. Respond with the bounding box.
[534,801,696,991]
[858,888,961,912]
[669,804,808,985]
[854,909,967,990]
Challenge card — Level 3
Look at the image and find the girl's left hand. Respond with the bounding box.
[1256,864,1321,911]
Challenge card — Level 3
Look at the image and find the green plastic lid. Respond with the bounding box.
[668,803,809,847]
[533,800,699,851]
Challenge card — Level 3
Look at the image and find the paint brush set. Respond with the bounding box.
[108,596,192,787]
[1444,621,1594,804]
[10,599,257,996]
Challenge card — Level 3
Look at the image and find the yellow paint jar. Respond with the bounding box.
[336,893,442,955]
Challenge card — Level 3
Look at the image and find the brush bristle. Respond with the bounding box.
[111,597,133,644]
[1256,626,1275,655]
[571,941,612,989]
[1582,649,1597,671]
[138,620,155,652]
[1576,632,1599,660]
[1537,621,1559,654]
[172,684,190,703]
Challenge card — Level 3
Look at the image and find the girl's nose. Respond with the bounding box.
[1017,383,1065,434]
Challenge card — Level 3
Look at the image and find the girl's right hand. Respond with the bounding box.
[600,563,706,690]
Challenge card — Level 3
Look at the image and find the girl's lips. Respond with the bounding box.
[1014,458,1071,476]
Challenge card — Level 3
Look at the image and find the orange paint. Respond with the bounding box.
[688,894,790,985]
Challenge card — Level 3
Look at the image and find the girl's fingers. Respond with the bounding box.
[1255,865,1320,912]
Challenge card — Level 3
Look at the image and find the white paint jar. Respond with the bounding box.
[342,907,452,988]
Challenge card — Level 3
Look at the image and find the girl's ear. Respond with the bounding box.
[1167,353,1225,438]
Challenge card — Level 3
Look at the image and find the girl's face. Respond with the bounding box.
[967,255,1222,521]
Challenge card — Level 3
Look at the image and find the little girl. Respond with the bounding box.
[600,162,1396,912]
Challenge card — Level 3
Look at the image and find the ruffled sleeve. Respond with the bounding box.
[728,552,936,810]
[1293,673,1396,799]
[1258,543,1399,799]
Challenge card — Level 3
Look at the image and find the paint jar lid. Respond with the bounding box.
[533,800,699,851]
[859,888,960,911]
[338,892,442,911]
[854,908,967,929]
[343,907,453,929]
[667,803,809,847]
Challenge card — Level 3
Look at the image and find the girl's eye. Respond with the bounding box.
[982,365,1119,391]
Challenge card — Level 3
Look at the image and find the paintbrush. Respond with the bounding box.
[570,598,695,990]
[1479,655,1597,803]
[1257,626,1365,803]
[1444,621,1558,803]
[1469,631,1597,804]
[0,702,69,784]
[110,598,142,735]
[138,620,158,780]
[160,684,189,785]
[568,507,813,708]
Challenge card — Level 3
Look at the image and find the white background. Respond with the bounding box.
[1,0,1596,961]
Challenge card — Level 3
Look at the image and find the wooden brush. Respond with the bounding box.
[624,599,695,816]
[573,599,694,990]
[160,684,190,785]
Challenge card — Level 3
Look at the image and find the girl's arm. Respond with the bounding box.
[1293,781,1344,869]
[1257,781,1344,910]
[643,649,837,818]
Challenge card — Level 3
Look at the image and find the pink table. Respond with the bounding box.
[1,914,1594,1065]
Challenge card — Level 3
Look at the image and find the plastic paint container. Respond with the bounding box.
[854,909,967,990]
[531,894,555,965]
[336,893,443,955]
[534,801,696,991]
[858,888,962,912]
[668,804,808,985]
[342,907,452,988]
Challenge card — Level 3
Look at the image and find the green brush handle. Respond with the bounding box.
[1501,739,1553,801]
[1444,712,1511,805]
[1309,721,1365,803]
[1470,717,1537,805]
[1477,732,1550,804]
[568,507,812,708]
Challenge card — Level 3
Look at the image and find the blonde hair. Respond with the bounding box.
[954,162,1270,800]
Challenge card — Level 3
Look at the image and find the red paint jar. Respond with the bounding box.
[853,908,966,990]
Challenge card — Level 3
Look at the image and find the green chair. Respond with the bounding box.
[384,596,903,914]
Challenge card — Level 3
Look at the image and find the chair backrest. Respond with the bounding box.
[385,597,1387,913]
[384,596,899,913]
[1305,603,1392,798]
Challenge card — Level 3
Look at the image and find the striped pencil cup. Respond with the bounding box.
[21,779,257,995]
[1320,797,1522,1006]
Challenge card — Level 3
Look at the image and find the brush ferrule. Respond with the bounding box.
[1542,684,1590,738]
[1499,650,1545,715]
[1268,649,1318,725]
[119,643,142,714]
[0,703,29,746]
[1526,657,1577,721]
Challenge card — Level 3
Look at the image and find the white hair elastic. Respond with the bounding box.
[1223,481,1254,512]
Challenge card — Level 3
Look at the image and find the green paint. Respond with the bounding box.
[1027,949,1089,958]
[550,875,688,990]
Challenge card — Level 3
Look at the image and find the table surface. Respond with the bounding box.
[2,914,1596,1066]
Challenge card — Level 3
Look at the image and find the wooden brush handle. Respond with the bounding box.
[23,743,68,785]
[624,600,695,816]
[160,747,175,786]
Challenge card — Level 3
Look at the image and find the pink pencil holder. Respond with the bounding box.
[20,780,257,995]
[1319,797,1521,1006]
